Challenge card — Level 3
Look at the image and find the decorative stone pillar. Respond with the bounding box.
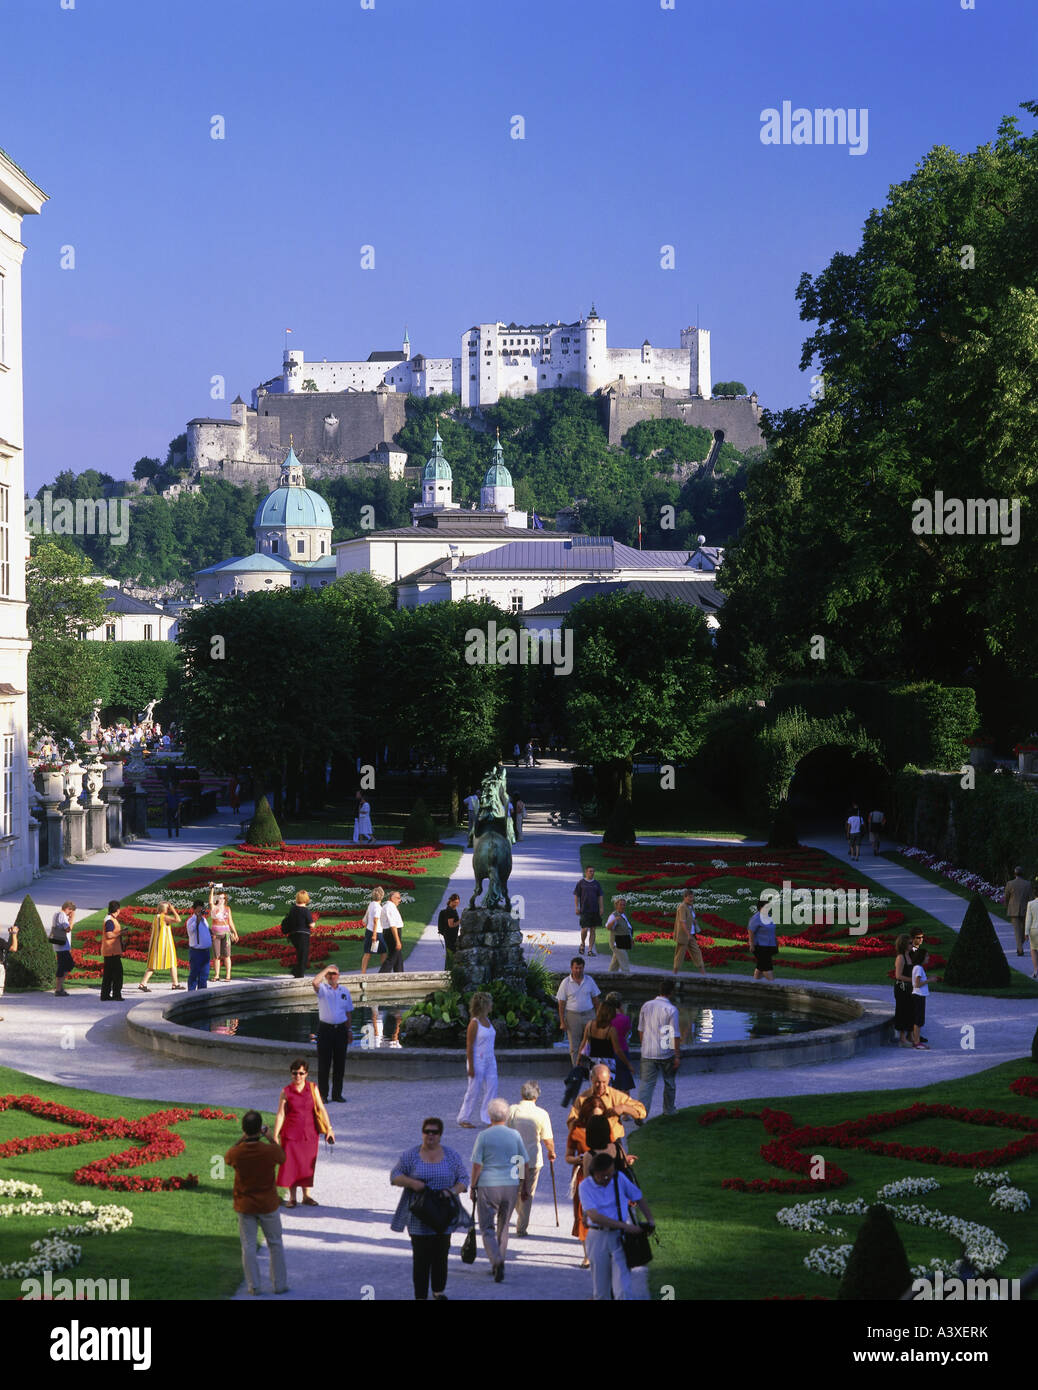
[121,753,150,841]
[27,797,41,878]
[42,794,65,869]
[102,785,124,848]
[84,760,108,854]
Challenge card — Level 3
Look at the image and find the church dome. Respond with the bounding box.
[253,446,333,529]
[423,429,452,481]
[484,461,512,487]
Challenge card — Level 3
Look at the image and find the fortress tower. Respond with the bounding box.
[680,326,712,399]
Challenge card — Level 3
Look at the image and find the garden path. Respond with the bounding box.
[0,810,1034,1301]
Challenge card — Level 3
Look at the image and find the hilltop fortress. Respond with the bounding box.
[187,308,764,486]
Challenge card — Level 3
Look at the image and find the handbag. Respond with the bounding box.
[309,1083,333,1138]
[614,1173,655,1268]
[410,1185,460,1234]
[460,1204,478,1263]
[49,913,68,945]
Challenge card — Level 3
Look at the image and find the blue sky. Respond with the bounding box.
[2,0,1034,492]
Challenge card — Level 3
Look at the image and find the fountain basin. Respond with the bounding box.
[126,973,890,1079]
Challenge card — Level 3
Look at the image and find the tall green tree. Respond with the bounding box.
[718,104,1038,709]
[26,540,109,740]
[566,591,714,806]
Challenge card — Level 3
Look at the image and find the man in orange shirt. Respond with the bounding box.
[225,1110,289,1295]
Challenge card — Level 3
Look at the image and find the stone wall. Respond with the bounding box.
[605,390,765,454]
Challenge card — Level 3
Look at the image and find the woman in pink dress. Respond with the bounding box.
[273,1059,334,1207]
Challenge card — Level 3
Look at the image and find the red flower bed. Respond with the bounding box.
[1009,1076,1038,1100]
[0,1094,236,1192]
[604,844,925,974]
[699,1099,1038,1193]
[70,841,442,976]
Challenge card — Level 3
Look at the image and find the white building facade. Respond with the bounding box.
[0,148,46,891]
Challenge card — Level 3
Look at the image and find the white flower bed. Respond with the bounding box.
[988,1187,1030,1214]
[897,847,1004,904]
[0,1179,43,1200]
[973,1169,1011,1189]
[0,1196,134,1279]
[779,1180,1011,1278]
[876,1176,941,1200]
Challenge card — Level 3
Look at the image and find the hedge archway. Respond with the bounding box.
[754,709,887,813]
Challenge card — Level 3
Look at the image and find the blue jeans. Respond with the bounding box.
[639,1056,677,1116]
[188,947,210,990]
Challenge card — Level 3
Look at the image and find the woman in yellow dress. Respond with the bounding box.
[139,901,183,991]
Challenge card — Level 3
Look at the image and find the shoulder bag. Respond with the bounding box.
[615,1173,655,1268]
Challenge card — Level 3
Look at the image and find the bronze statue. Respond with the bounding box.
[470,762,513,910]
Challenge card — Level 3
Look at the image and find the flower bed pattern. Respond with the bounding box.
[599,845,927,974]
[0,1095,235,1192]
[67,842,444,979]
[699,1098,1038,1193]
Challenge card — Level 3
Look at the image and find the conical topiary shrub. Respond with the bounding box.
[602,796,637,846]
[838,1203,912,1300]
[767,800,799,849]
[942,892,1011,989]
[245,794,282,846]
[6,895,57,991]
[399,797,438,847]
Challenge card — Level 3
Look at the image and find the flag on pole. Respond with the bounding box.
[532,511,544,530]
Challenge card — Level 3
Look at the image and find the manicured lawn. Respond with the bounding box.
[580,843,1038,996]
[0,1065,246,1300]
[62,841,461,989]
[630,1059,1038,1300]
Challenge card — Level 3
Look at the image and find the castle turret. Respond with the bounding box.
[421,428,454,508]
[403,325,411,362]
[680,327,711,399]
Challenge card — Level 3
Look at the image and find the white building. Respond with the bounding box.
[252,309,711,409]
[266,330,461,400]
[397,538,722,615]
[461,307,711,407]
[0,147,46,891]
[84,591,177,643]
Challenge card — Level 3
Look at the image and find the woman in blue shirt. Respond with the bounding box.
[391,1117,469,1300]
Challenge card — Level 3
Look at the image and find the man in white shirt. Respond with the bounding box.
[846,806,864,860]
[637,978,681,1117]
[580,1152,655,1300]
[378,890,404,974]
[507,1081,556,1236]
[556,957,600,1065]
[312,964,353,1103]
[185,899,213,992]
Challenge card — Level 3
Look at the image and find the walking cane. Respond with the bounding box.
[549,1157,560,1226]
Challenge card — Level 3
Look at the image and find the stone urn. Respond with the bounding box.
[122,752,149,789]
[62,758,84,803]
[84,760,106,807]
[40,768,66,800]
[102,757,125,789]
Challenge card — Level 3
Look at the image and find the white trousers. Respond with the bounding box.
[585,1226,632,1300]
[457,1060,497,1125]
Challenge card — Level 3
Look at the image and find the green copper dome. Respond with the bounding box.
[254,446,333,529]
[484,435,512,487]
[423,429,452,481]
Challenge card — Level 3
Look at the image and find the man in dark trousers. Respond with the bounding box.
[225,1110,288,1295]
[1005,866,1031,957]
[312,963,353,1103]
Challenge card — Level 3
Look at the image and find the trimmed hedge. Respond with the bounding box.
[837,1204,912,1301]
[5,895,57,991]
[943,893,1012,989]
[246,794,283,846]
[399,797,438,846]
[96,641,179,717]
[602,796,637,846]
[894,769,1038,886]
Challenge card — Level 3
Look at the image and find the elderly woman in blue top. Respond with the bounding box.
[469,1097,529,1284]
[391,1117,469,1301]
[747,894,778,981]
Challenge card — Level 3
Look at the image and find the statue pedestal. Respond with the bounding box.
[453,907,526,993]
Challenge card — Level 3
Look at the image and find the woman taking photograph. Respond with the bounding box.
[209,885,239,983]
[390,1116,469,1300]
[273,1058,334,1207]
[139,901,183,992]
[457,992,496,1128]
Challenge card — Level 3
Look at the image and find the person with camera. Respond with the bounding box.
[225,1110,289,1295]
[209,882,239,984]
[579,1151,655,1300]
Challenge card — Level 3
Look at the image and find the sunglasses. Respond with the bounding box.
[292,1069,308,1075]
[422,1129,442,1137]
